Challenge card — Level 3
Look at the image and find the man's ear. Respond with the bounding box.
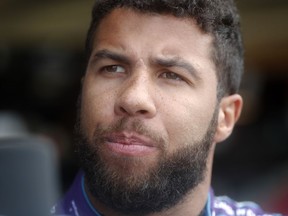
[214,94,243,143]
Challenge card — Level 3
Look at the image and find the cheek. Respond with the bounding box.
[80,82,116,139]
[164,107,204,147]
[161,94,216,151]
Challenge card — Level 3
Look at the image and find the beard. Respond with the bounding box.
[74,106,218,216]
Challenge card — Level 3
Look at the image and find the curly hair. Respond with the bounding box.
[85,0,244,98]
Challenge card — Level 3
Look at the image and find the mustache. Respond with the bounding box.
[92,118,167,149]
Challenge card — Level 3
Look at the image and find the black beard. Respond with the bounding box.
[74,109,218,216]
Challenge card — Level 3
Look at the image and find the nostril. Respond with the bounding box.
[120,107,127,113]
[138,110,147,114]
[115,98,156,117]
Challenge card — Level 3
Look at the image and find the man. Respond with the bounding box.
[51,0,280,215]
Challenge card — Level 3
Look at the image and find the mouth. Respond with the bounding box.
[103,131,158,157]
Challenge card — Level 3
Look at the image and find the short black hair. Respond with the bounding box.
[85,0,244,98]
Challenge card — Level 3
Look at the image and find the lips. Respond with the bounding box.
[103,132,157,156]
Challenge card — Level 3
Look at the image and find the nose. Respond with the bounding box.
[114,75,157,118]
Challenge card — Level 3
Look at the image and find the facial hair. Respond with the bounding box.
[74,106,218,216]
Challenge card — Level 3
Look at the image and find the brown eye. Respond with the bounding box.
[161,72,183,81]
[102,65,125,73]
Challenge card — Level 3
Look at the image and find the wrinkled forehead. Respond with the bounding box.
[86,3,216,57]
[92,8,214,58]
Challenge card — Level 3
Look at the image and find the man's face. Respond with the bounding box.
[78,8,219,214]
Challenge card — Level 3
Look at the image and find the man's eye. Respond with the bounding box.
[101,65,125,73]
[160,72,183,81]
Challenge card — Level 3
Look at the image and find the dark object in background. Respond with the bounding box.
[0,137,60,216]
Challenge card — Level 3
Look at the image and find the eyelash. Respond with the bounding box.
[160,71,184,81]
[99,65,125,73]
[98,65,186,83]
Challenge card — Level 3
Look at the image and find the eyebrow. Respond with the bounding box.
[90,49,201,81]
[152,56,201,81]
[91,49,131,65]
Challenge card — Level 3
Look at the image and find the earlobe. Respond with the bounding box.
[214,94,243,143]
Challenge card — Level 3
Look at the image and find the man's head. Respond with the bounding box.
[76,0,243,215]
[85,0,244,99]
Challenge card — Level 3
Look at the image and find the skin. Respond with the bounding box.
[80,8,243,216]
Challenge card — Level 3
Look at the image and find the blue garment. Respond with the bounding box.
[51,171,281,216]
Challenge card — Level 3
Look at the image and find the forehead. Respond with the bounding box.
[93,8,213,51]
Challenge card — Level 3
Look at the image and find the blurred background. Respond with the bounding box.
[0,0,287,214]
